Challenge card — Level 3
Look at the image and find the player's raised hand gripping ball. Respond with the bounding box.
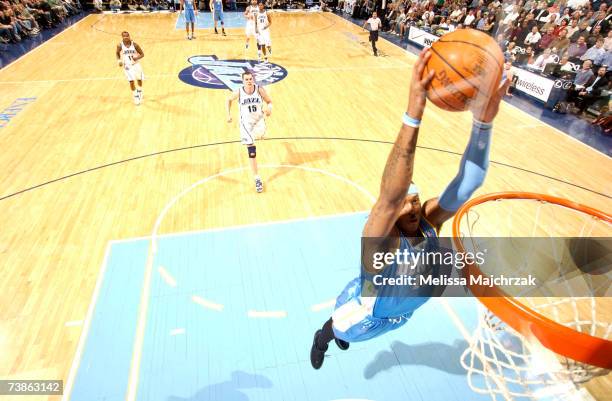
[424,29,504,112]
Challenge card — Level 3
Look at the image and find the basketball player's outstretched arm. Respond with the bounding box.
[422,78,511,230]
[226,91,239,122]
[116,44,122,66]
[362,50,434,238]
[258,86,272,116]
[133,43,144,62]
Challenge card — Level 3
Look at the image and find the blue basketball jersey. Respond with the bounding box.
[213,0,222,11]
[369,218,440,318]
[184,0,194,10]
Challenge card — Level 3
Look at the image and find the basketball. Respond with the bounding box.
[425,29,504,112]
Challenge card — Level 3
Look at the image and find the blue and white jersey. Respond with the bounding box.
[213,0,222,12]
[368,218,439,318]
[256,10,269,30]
[120,41,139,66]
[184,0,194,10]
[331,217,440,342]
[238,85,263,126]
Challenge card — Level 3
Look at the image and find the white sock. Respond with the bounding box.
[254,175,261,181]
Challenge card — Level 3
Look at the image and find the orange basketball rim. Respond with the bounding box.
[452,192,612,370]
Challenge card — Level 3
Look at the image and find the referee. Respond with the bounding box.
[363,11,382,56]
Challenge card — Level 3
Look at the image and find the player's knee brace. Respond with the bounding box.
[247,145,256,158]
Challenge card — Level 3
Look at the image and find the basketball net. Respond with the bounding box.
[453,194,611,400]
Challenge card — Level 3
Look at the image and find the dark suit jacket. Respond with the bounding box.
[584,76,609,97]
[591,18,609,34]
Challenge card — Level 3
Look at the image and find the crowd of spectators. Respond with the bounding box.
[0,0,82,44]
[339,0,612,122]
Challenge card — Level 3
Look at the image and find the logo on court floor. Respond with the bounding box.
[179,55,288,91]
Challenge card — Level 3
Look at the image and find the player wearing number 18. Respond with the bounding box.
[115,31,145,105]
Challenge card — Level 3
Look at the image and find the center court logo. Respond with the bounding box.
[178,55,288,91]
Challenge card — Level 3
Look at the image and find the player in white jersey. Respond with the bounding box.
[226,71,273,193]
[244,0,258,50]
[255,2,272,62]
[115,31,144,105]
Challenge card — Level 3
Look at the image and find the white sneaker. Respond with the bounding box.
[137,89,143,102]
[255,178,263,193]
[134,94,140,105]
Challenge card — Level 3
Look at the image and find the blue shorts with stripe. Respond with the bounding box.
[214,10,224,21]
[184,8,195,23]
[331,277,430,343]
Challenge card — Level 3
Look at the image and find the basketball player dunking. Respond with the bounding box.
[180,0,198,40]
[255,2,272,62]
[244,0,258,50]
[115,31,144,105]
[310,50,510,369]
[226,71,273,193]
[210,0,226,36]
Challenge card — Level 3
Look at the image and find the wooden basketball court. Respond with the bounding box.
[0,11,610,401]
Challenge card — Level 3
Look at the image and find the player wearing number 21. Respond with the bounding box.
[116,31,145,105]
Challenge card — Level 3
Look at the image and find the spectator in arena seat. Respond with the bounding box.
[567,35,588,58]
[14,4,40,35]
[504,41,517,61]
[0,11,15,43]
[566,0,589,10]
[533,1,549,22]
[557,55,576,72]
[553,18,568,36]
[390,8,405,35]
[464,8,476,27]
[590,10,609,34]
[47,0,67,22]
[110,0,121,11]
[566,18,579,38]
[573,59,595,88]
[482,14,496,35]
[0,9,22,41]
[582,38,606,62]
[26,0,53,28]
[604,30,612,51]
[594,51,612,71]
[524,25,541,46]
[558,6,571,25]
[539,25,556,50]
[575,66,609,113]
[523,12,537,30]
[587,25,604,48]
[517,45,536,65]
[497,33,508,49]
[502,4,519,27]
[92,0,103,12]
[513,20,531,43]
[541,14,558,33]
[549,29,570,55]
[570,21,590,42]
[529,46,555,69]
[579,10,594,27]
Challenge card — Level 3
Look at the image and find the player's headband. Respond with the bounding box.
[407,183,419,196]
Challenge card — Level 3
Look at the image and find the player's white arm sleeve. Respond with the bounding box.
[438,120,492,212]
